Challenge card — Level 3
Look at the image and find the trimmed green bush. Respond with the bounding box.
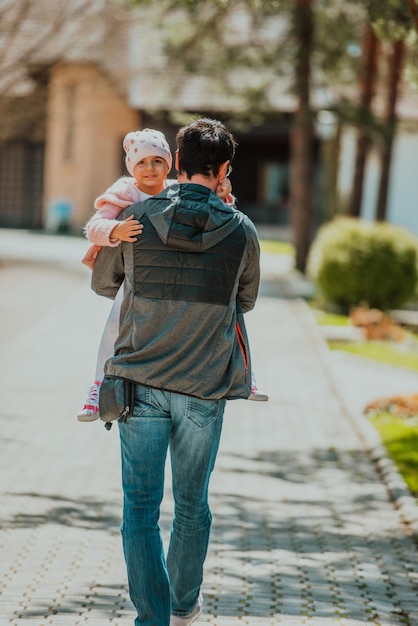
[307,217,418,312]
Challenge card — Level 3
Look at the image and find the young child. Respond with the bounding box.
[78,128,267,421]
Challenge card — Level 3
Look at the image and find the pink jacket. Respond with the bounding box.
[85,176,158,247]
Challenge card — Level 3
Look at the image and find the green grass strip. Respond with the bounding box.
[329,340,418,373]
[370,414,418,496]
[312,310,349,326]
[259,240,295,256]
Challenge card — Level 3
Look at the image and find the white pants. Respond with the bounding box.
[94,283,124,381]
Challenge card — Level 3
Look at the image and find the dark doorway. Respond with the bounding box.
[0,141,44,229]
[141,112,292,226]
[231,123,290,225]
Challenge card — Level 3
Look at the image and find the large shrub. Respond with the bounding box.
[307,217,418,311]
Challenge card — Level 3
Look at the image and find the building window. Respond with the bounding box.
[257,161,289,223]
[258,162,288,204]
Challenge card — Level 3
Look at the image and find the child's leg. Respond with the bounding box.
[78,285,124,421]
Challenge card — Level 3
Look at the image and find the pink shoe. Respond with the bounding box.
[248,386,269,401]
[77,381,101,422]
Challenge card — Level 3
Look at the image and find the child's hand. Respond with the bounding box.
[110,215,143,242]
[216,178,232,200]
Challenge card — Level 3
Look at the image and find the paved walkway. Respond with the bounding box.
[0,228,417,626]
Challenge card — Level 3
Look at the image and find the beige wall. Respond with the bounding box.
[43,63,139,231]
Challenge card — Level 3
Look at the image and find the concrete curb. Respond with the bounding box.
[297,300,418,541]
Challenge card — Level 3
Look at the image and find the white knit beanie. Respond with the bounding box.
[123,128,172,176]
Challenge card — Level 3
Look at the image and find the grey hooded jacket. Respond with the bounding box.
[91,182,260,400]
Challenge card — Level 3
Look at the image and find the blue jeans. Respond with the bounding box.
[118,384,225,626]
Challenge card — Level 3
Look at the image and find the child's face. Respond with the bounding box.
[133,156,170,195]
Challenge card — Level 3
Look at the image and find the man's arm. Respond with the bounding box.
[91,242,125,299]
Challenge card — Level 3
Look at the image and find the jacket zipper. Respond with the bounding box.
[235,321,250,384]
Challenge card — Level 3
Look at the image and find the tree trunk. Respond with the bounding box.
[321,121,342,220]
[289,0,314,274]
[375,38,405,222]
[407,0,418,32]
[348,24,379,218]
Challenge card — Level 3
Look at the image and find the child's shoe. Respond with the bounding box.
[77,381,101,422]
[248,385,269,401]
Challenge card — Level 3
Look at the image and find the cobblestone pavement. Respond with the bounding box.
[0,229,417,626]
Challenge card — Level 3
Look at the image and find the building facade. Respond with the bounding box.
[0,1,417,239]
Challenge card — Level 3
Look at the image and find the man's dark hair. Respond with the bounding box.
[176,117,237,179]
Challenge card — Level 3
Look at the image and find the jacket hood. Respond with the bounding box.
[144,183,244,252]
